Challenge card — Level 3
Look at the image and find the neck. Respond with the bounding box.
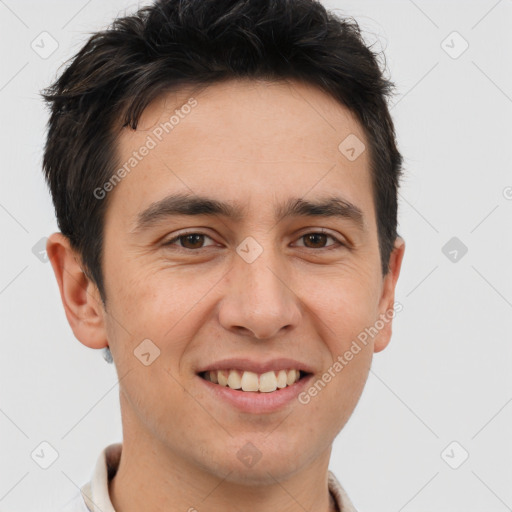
[109,433,337,512]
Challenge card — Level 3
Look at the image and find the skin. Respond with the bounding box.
[47,78,405,512]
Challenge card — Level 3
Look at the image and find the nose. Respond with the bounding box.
[217,247,302,339]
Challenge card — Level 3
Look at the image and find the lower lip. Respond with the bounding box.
[197,373,314,414]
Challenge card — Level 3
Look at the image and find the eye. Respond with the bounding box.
[162,229,345,252]
[162,232,217,250]
[293,230,345,250]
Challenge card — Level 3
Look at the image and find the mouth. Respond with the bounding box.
[195,357,316,412]
[198,369,312,393]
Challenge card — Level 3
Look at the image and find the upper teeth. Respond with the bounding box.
[204,369,301,392]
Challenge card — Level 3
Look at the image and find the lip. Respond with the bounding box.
[195,357,315,375]
[197,372,314,414]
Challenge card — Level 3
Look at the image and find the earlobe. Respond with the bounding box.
[374,236,406,353]
[46,232,108,350]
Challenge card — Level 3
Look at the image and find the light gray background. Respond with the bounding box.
[0,0,511,510]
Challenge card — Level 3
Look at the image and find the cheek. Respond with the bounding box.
[302,339,373,435]
[297,269,379,417]
[300,266,382,338]
[105,262,226,377]
[107,261,204,332]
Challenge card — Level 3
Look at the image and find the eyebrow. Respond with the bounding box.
[130,193,366,234]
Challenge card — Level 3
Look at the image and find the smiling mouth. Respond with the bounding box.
[198,369,311,393]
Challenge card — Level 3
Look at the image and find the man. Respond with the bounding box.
[43,0,405,510]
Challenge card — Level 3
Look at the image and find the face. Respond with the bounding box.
[57,78,404,484]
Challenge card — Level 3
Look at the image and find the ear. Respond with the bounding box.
[374,236,405,353]
[46,232,108,350]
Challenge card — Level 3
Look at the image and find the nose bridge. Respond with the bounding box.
[241,244,285,306]
[219,235,301,339]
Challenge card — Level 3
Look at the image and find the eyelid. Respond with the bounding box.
[162,228,347,251]
[162,230,218,248]
[292,228,346,248]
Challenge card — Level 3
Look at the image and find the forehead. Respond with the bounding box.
[124,78,366,159]
[110,78,375,228]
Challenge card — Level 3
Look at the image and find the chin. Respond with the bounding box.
[203,439,307,485]
[217,462,301,486]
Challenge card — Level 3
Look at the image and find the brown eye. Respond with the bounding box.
[295,232,343,250]
[179,234,206,249]
[163,232,216,250]
[302,233,329,248]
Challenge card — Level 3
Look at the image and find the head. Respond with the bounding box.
[44,0,405,485]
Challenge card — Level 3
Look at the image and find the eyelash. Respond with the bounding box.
[162,229,346,252]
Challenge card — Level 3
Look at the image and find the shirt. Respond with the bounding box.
[59,443,358,512]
